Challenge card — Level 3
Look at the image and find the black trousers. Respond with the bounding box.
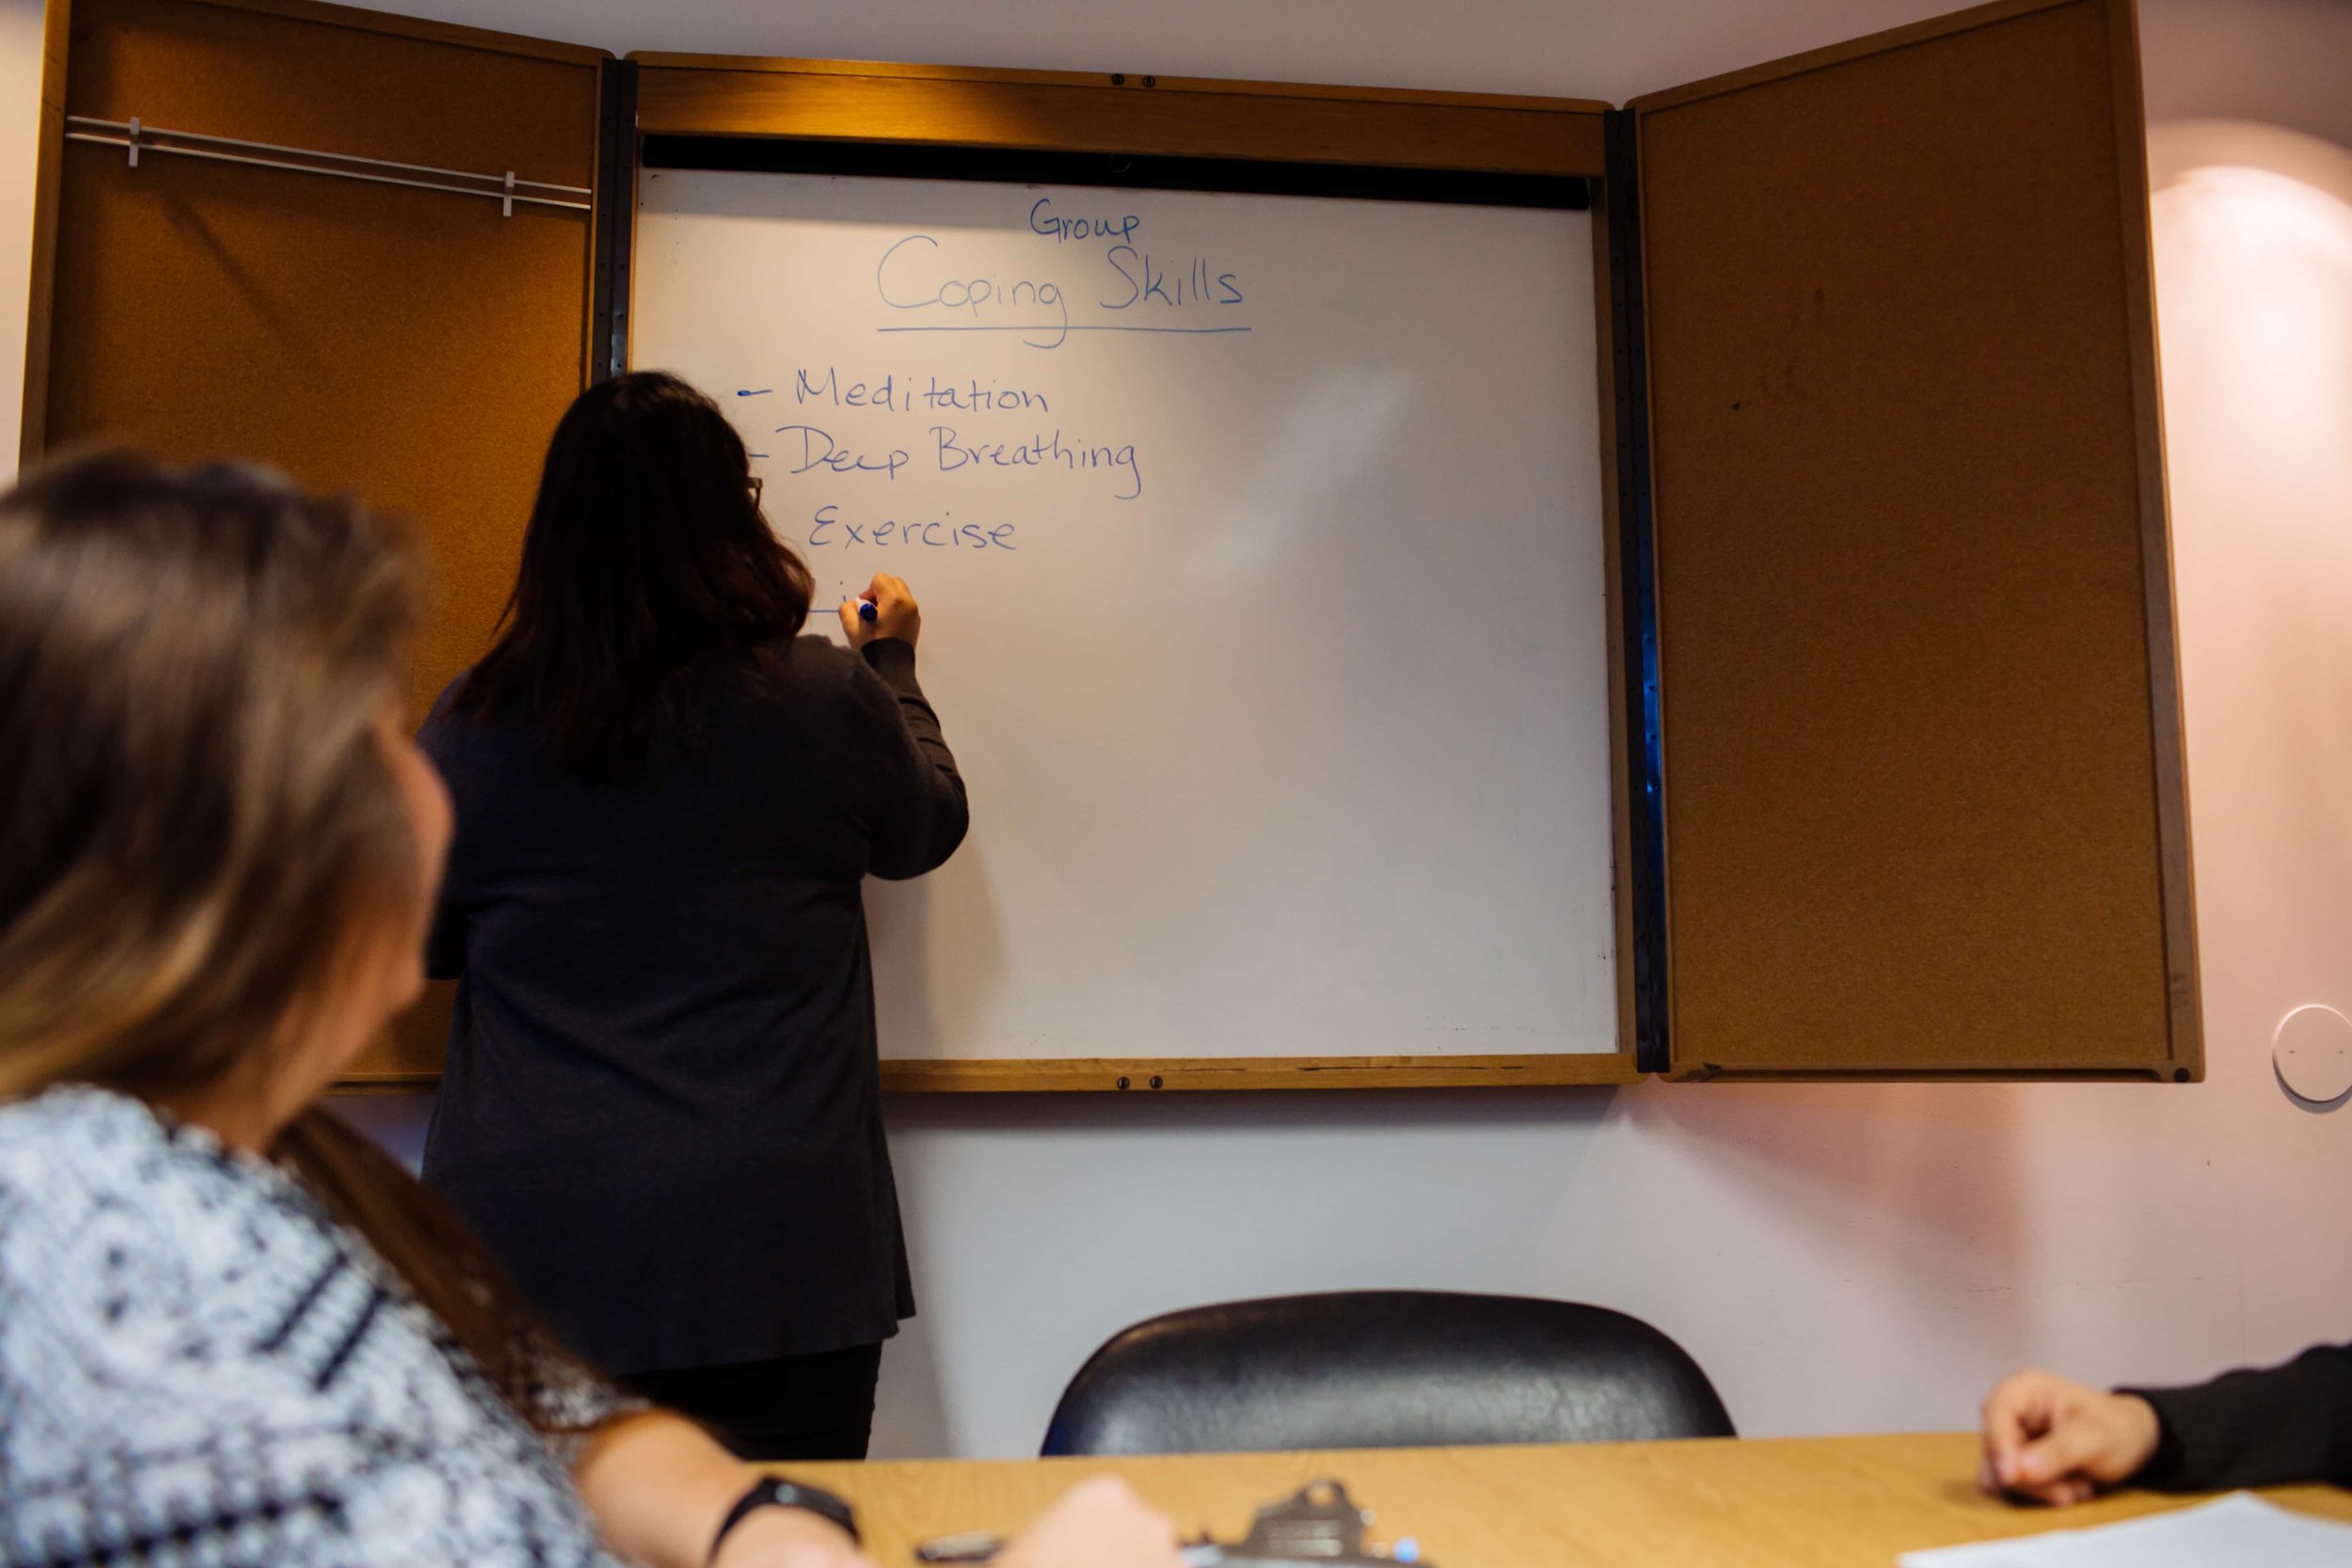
[624,1343,884,1463]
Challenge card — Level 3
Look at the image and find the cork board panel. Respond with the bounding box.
[43,0,602,1078]
[1633,0,2187,1076]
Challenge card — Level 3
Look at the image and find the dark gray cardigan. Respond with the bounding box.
[418,636,965,1374]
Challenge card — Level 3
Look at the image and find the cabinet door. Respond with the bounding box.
[31,0,614,1083]
[1632,0,2193,1078]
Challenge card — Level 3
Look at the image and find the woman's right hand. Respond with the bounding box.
[1979,1370,2163,1506]
[993,1477,1186,1568]
[840,573,921,651]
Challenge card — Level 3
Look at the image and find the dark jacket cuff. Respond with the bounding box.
[2120,1386,2191,1486]
[2120,1348,2352,1494]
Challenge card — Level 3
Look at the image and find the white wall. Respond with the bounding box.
[24,0,2352,1459]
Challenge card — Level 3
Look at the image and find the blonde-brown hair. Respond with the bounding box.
[0,453,420,1097]
[0,451,587,1432]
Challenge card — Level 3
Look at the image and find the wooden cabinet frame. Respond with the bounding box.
[22,0,2192,1092]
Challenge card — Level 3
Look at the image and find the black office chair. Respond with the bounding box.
[1041,1291,1734,1456]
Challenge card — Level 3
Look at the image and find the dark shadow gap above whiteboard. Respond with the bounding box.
[641,135,1592,211]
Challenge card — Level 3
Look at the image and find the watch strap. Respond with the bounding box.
[707,1477,861,1564]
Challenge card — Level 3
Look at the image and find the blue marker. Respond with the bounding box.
[858,599,879,624]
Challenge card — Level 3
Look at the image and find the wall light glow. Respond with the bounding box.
[2148,121,2352,1094]
[2153,152,2352,467]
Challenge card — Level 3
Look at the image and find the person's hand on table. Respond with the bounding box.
[994,1477,1187,1568]
[708,1505,880,1568]
[1979,1369,2163,1506]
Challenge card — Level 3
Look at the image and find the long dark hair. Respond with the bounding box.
[0,451,594,1435]
[456,372,816,772]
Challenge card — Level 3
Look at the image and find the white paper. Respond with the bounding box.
[1899,1494,2352,1567]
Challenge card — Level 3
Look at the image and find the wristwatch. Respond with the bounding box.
[707,1477,861,1563]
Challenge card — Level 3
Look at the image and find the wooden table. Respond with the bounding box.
[787,1433,2352,1566]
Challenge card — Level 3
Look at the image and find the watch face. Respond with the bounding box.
[717,1478,864,1560]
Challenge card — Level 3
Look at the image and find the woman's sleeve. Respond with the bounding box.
[2126,1343,2352,1491]
[0,1212,623,1568]
[415,704,474,981]
[509,1326,653,1468]
[848,638,970,879]
[423,902,469,983]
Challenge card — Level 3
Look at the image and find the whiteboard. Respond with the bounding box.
[632,169,1617,1062]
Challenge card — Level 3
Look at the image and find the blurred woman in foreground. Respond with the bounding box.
[0,452,1176,1568]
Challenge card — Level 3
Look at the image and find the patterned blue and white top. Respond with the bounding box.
[0,1085,636,1567]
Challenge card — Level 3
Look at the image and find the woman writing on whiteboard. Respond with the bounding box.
[418,372,967,1461]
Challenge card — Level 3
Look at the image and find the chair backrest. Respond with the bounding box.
[1041,1291,1735,1457]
